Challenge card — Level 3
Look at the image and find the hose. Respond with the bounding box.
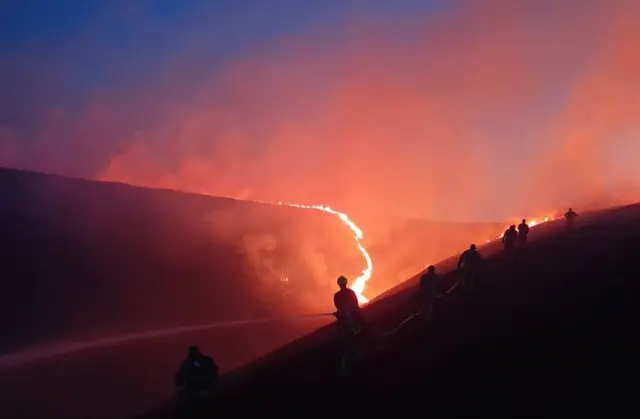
[0,313,336,370]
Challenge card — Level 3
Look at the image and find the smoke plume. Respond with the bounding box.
[1,0,639,226]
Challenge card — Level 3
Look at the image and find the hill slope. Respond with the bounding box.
[0,167,508,419]
[143,202,640,417]
[0,168,362,355]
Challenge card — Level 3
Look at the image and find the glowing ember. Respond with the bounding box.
[272,202,372,304]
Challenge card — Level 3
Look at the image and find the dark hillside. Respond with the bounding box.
[0,167,563,419]
[0,167,358,356]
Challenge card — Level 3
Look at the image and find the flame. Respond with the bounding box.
[496,216,553,240]
[256,198,558,304]
[273,202,372,304]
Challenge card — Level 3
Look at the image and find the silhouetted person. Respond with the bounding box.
[419,265,443,323]
[334,276,363,328]
[565,208,578,230]
[518,219,530,247]
[173,346,219,419]
[175,346,219,395]
[333,275,365,375]
[502,225,518,258]
[457,244,483,293]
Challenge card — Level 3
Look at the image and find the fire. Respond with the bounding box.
[260,198,556,304]
[496,216,552,239]
[274,202,373,304]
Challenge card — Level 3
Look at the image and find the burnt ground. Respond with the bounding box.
[143,203,640,418]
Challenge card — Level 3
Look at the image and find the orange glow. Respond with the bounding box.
[272,201,372,303]
[496,215,553,240]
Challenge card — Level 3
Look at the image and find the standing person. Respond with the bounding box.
[174,345,219,418]
[502,225,518,259]
[175,346,219,395]
[565,208,578,230]
[457,244,483,294]
[518,219,530,247]
[419,265,443,324]
[333,275,365,375]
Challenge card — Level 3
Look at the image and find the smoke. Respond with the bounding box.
[531,1,640,207]
[204,204,344,305]
[1,0,639,224]
[239,233,332,295]
[297,240,330,287]
[240,233,280,283]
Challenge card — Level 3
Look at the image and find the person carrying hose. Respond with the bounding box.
[333,275,365,375]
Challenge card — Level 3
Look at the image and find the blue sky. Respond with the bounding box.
[0,1,440,103]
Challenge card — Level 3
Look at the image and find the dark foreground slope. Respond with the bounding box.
[144,203,640,417]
